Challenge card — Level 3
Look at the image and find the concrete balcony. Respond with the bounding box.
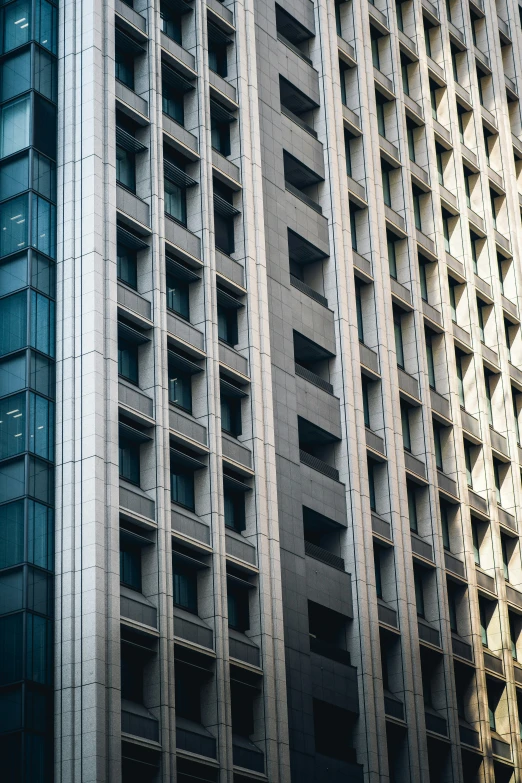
[118,381,153,421]
[169,407,208,450]
[162,113,199,160]
[430,388,451,422]
[164,217,201,265]
[404,93,424,124]
[160,32,197,75]
[476,567,496,595]
[372,514,392,542]
[460,409,481,441]
[174,605,214,649]
[359,342,380,376]
[212,149,241,189]
[342,104,362,135]
[167,312,205,355]
[117,282,152,326]
[115,80,149,123]
[222,433,253,472]
[452,322,472,351]
[398,367,420,403]
[209,69,238,110]
[437,470,459,500]
[219,341,249,379]
[119,482,155,523]
[411,533,433,562]
[468,488,488,518]
[384,204,406,236]
[416,229,437,260]
[404,451,427,482]
[445,552,466,579]
[117,186,150,232]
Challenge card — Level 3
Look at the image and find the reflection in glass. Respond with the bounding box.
[0,353,26,396]
[0,292,27,356]
[0,96,31,158]
[0,153,30,200]
[3,0,32,53]
[0,49,31,102]
[0,195,28,257]
[0,253,28,295]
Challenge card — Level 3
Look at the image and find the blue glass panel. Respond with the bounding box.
[27,500,53,569]
[35,0,57,54]
[25,732,47,782]
[3,0,31,53]
[0,456,25,502]
[0,253,28,295]
[0,688,23,732]
[0,734,22,782]
[29,392,53,460]
[30,291,54,356]
[27,567,52,615]
[0,195,29,257]
[34,46,56,102]
[31,195,55,258]
[0,568,24,614]
[0,96,31,159]
[33,94,56,159]
[25,688,50,733]
[0,612,23,684]
[0,291,27,355]
[27,457,53,504]
[0,499,24,568]
[0,153,30,201]
[26,612,51,684]
[0,48,31,101]
[29,351,53,396]
[0,352,26,395]
[32,153,55,203]
[0,391,26,458]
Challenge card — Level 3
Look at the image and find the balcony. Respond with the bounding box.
[232,737,264,773]
[121,701,159,743]
[437,470,459,500]
[378,600,398,628]
[398,368,420,403]
[483,649,504,676]
[295,363,333,394]
[300,450,339,481]
[384,693,405,721]
[418,617,440,647]
[451,633,473,661]
[476,568,496,595]
[176,719,216,759]
[430,388,451,422]
[120,483,155,523]
[445,551,465,579]
[468,488,488,517]
[492,737,511,761]
[309,635,352,665]
[290,274,328,306]
[359,342,380,376]
[411,534,433,562]
[459,723,480,748]
[425,710,447,736]
[117,185,151,232]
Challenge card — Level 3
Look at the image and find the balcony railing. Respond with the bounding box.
[425,710,448,736]
[384,695,404,721]
[295,363,334,394]
[309,635,352,665]
[290,274,328,307]
[300,449,339,481]
[305,540,345,571]
[285,181,323,214]
[459,724,480,748]
[232,740,265,773]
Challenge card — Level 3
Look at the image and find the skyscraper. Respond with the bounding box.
[2,0,522,780]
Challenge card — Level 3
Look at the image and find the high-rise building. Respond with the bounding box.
[2,0,522,780]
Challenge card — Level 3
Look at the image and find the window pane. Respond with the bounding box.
[0,49,31,102]
[0,613,23,684]
[162,85,184,124]
[27,500,53,569]
[35,0,57,53]
[0,456,25,503]
[34,46,56,101]
[28,457,53,503]
[166,274,189,318]
[0,391,26,459]
[0,499,24,568]
[29,351,54,396]
[0,153,30,201]
[0,568,24,614]
[0,352,26,395]
[173,564,197,612]
[3,0,32,52]
[0,195,29,257]
[26,612,52,684]
[168,368,191,411]
[165,179,186,224]
[32,152,56,202]
[30,291,54,357]
[0,252,28,295]
[116,146,135,191]
[31,194,55,257]
[171,467,194,510]
[0,291,27,355]
[119,440,140,484]
[33,94,56,159]
[0,96,31,159]
[117,248,137,289]
[118,340,138,384]
[120,540,142,590]
[29,392,53,460]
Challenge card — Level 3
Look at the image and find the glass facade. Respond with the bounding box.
[0,0,56,776]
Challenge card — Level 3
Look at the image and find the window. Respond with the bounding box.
[493,459,502,505]
[407,484,418,532]
[407,125,415,162]
[118,338,139,385]
[173,560,198,613]
[374,546,383,599]
[447,584,458,633]
[119,437,140,485]
[121,647,143,704]
[424,21,432,58]
[440,503,451,551]
[401,404,411,451]
[166,273,189,319]
[362,376,370,428]
[218,304,238,346]
[120,538,142,591]
[214,211,235,256]
[504,319,512,361]
[208,24,229,76]
[412,189,421,231]
[401,59,410,96]
[484,370,493,427]
[162,81,184,124]
[394,313,404,368]
[426,333,436,388]
[367,458,377,511]
[0,96,31,160]
[497,256,505,295]
[350,204,358,251]
[376,98,386,137]
[176,667,202,722]
[227,582,249,631]
[464,170,472,209]
[483,127,491,164]
[442,212,450,253]
[116,145,135,192]
[472,522,480,565]
[414,569,425,617]
[221,394,241,437]
[464,441,473,487]
[501,536,510,582]
[456,351,465,407]
[470,233,478,273]
[457,107,465,143]
[387,234,397,278]
[371,33,380,70]
[171,465,194,510]
[510,614,518,661]
[344,132,352,177]
[513,389,521,444]
[224,485,246,532]
[477,299,485,342]
[430,84,438,120]
[433,423,443,471]
[448,277,457,321]
[211,116,231,157]
[168,364,192,412]
[313,700,356,763]
[160,1,182,43]
[355,280,364,342]
[115,46,134,89]
[382,165,391,207]
[419,260,428,301]
[117,245,137,289]
[436,146,444,186]
[164,179,187,225]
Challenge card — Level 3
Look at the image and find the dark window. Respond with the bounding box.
[367,458,377,511]
[166,273,190,319]
[394,313,404,368]
[374,546,383,598]
[387,234,397,278]
[419,259,428,301]
[433,422,443,471]
[426,333,436,388]
[208,36,228,77]
[355,280,364,342]
[414,569,425,617]
[479,599,488,646]
[211,117,231,156]
[165,179,187,226]
[472,522,480,565]
[382,165,391,207]
[173,559,198,613]
[120,538,142,591]
[313,699,356,763]
[171,465,195,510]
[119,437,140,485]
[116,145,135,192]
[214,212,235,255]
[221,394,241,437]
[217,304,238,346]
[362,376,370,428]
[231,680,255,737]
[160,1,182,43]
[407,484,418,532]
[176,667,201,722]
[227,582,249,631]
[350,203,358,251]
[115,46,134,89]
[440,503,450,550]
[121,647,143,703]
[224,486,246,532]
[118,338,139,385]
[168,365,192,412]
[162,82,184,124]
[401,403,411,451]
[447,583,458,632]
[117,245,137,289]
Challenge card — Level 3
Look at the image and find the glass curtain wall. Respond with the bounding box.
[0,0,57,778]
